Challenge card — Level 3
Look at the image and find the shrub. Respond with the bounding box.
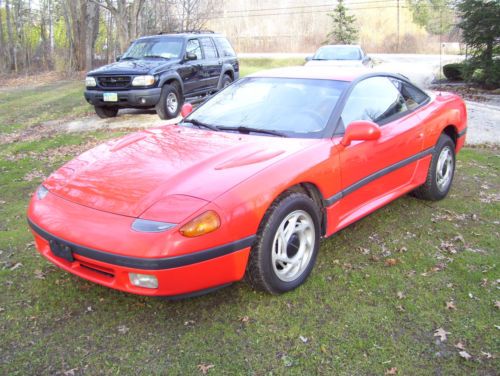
[443,63,464,81]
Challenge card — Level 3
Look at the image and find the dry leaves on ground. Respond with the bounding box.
[197,363,214,374]
[434,328,450,342]
[459,351,472,360]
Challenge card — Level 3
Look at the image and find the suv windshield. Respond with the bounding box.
[122,37,184,59]
[185,77,348,138]
[313,46,361,61]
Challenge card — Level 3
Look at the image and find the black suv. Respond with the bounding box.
[84,32,239,119]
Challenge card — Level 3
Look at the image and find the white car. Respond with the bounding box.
[305,45,373,68]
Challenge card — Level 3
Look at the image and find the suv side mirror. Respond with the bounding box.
[185,52,197,61]
[340,120,381,146]
[181,103,193,117]
[116,55,122,62]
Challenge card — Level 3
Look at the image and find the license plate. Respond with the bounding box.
[49,240,74,262]
[103,92,118,102]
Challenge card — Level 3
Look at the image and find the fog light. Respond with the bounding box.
[129,273,158,289]
[140,97,146,104]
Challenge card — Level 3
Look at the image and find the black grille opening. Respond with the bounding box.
[79,263,115,278]
[98,76,131,88]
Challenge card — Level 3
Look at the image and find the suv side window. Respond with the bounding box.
[341,77,408,129]
[186,39,203,60]
[199,37,218,59]
[214,37,236,57]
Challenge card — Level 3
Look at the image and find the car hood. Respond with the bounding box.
[43,126,317,218]
[88,58,179,76]
[305,60,364,67]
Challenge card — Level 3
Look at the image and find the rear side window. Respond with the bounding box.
[214,37,236,57]
[341,77,408,127]
[199,37,218,59]
[396,80,429,110]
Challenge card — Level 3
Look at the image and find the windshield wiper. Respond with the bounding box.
[144,55,170,60]
[120,56,137,60]
[218,126,287,137]
[182,118,219,131]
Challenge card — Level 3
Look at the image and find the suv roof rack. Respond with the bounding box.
[158,30,215,35]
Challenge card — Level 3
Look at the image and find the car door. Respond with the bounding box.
[199,37,222,90]
[178,38,204,94]
[334,76,426,227]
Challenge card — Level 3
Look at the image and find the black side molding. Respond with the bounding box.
[27,218,255,270]
[324,147,435,206]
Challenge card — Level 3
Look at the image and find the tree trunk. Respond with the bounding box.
[5,0,16,72]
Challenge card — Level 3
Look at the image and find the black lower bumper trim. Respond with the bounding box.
[28,218,255,270]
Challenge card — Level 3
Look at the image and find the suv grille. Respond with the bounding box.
[98,76,131,88]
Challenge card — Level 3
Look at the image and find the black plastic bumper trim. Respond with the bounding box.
[28,218,255,270]
[324,147,435,206]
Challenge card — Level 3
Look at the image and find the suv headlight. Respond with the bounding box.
[132,75,156,86]
[85,76,97,87]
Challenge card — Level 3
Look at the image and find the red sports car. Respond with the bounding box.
[27,67,467,297]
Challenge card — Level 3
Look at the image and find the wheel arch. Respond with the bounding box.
[158,73,184,96]
[442,124,458,146]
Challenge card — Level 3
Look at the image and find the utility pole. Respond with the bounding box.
[397,0,400,52]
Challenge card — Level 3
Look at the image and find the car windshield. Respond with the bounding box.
[313,46,362,61]
[184,77,348,138]
[122,38,183,59]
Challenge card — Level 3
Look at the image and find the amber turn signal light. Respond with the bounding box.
[179,210,221,237]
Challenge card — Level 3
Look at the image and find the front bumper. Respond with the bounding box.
[84,88,161,108]
[28,219,253,297]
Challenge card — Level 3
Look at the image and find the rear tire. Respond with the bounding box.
[94,106,118,119]
[220,74,232,89]
[245,192,321,294]
[412,134,456,201]
[155,84,182,120]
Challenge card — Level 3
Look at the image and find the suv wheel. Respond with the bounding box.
[156,84,182,120]
[221,74,233,89]
[94,106,118,119]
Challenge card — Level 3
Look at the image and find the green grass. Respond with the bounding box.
[239,57,305,77]
[0,61,499,375]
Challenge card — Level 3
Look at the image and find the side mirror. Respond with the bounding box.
[340,120,381,147]
[116,55,122,62]
[305,55,313,62]
[185,52,197,61]
[181,103,193,117]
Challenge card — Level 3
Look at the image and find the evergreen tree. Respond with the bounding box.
[326,0,358,44]
[457,0,500,87]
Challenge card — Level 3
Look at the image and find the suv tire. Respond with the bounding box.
[156,84,182,120]
[94,106,118,119]
[221,74,233,89]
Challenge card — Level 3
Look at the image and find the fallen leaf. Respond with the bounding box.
[397,246,407,253]
[454,341,465,350]
[299,335,308,343]
[434,328,450,342]
[197,363,214,374]
[63,368,78,376]
[9,262,23,271]
[34,270,46,279]
[385,367,398,375]
[370,255,380,262]
[385,258,398,266]
[396,305,405,312]
[446,301,456,310]
[480,278,488,287]
[447,283,454,288]
[494,301,500,310]
[117,325,129,334]
[239,316,249,323]
[480,351,492,359]
[396,291,405,299]
[459,351,472,360]
[184,320,195,326]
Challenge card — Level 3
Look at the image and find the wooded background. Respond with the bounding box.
[0,0,460,75]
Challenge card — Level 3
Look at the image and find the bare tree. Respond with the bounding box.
[173,0,216,31]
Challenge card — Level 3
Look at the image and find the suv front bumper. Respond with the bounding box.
[84,88,162,108]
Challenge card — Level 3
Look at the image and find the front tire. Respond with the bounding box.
[412,134,456,201]
[155,84,182,120]
[94,106,118,119]
[245,192,321,294]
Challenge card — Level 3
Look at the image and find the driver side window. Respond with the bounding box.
[340,77,408,130]
[186,39,203,60]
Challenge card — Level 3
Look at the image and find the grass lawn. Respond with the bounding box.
[0,59,499,375]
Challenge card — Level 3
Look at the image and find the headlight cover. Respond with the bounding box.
[132,75,156,86]
[131,219,176,233]
[85,76,97,87]
[36,185,49,200]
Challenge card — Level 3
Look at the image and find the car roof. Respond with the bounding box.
[248,66,373,82]
[319,44,362,49]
